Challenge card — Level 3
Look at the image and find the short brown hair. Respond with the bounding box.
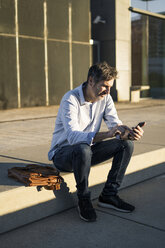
[87,62,118,83]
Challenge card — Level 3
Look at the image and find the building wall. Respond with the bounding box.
[0,0,91,109]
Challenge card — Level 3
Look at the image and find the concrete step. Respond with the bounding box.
[1,175,165,248]
[0,147,165,234]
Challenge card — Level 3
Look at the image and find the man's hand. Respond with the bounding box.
[107,124,130,138]
[93,124,144,143]
[115,125,134,140]
[93,124,131,143]
[128,125,144,141]
[115,124,144,141]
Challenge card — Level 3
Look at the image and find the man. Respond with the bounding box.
[48,62,144,222]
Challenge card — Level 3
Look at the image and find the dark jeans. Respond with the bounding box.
[53,139,134,198]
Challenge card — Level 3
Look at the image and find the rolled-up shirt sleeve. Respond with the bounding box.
[61,98,96,145]
[103,95,122,129]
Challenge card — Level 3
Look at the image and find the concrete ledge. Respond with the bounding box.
[130,85,150,102]
[130,86,150,91]
[0,147,165,234]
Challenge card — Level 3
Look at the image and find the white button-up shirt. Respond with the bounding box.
[48,82,122,160]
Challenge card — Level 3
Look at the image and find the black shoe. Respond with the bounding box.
[98,194,135,213]
[78,197,97,222]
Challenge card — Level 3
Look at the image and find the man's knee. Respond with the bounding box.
[73,143,92,159]
[122,140,134,154]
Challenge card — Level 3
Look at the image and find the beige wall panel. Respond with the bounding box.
[116,70,130,101]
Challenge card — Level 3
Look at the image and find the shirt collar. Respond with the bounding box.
[79,82,87,105]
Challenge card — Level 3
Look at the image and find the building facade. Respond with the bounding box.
[0,0,91,109]
[0,0,164,109]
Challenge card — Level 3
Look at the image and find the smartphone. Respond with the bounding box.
[128,122,146,139]
[136,122,146,128]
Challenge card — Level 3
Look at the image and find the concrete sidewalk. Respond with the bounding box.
[0,99,165,236]
[0,98,165,123]
[0,175,165,248]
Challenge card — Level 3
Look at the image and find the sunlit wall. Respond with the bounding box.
[0,0,91,109]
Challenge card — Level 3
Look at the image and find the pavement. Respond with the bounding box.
[0,98,165,247]
[0,175,165,248]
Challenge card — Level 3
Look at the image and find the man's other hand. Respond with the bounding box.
[113,125,133,140]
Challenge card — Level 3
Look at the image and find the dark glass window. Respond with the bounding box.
[131,0,165,98]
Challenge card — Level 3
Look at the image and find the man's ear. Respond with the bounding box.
[88,76,95,87]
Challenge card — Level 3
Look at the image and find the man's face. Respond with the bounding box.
[89,77,114,102]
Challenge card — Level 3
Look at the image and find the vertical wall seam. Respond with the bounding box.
[69,2,73,90]
[15,0,21,108]
[44,0,49,106]
[89,8,92,66]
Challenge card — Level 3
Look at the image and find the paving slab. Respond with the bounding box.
[0,176,165,248]
[0,105,59,123]
[95,174,165,231]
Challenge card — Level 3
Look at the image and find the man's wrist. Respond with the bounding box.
[93,131,114,143]
[116,134,121,140]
